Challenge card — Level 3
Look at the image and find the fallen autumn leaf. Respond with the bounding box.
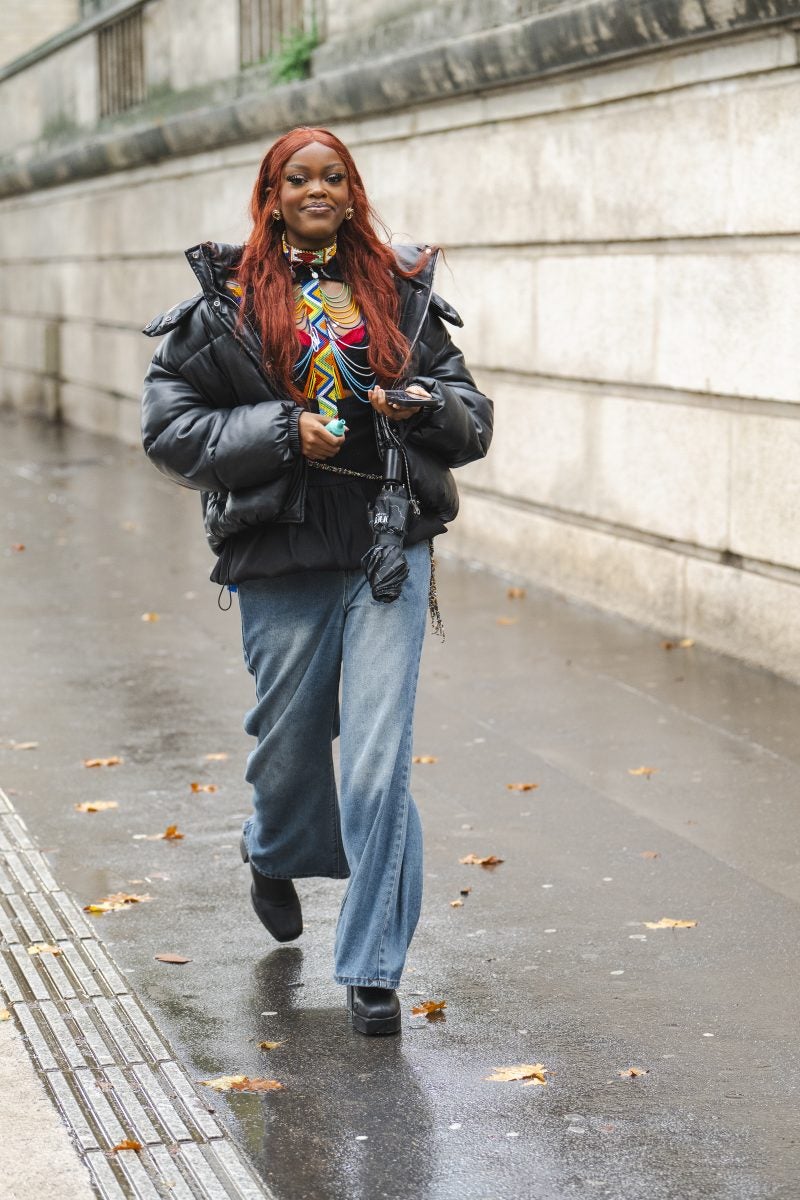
[459,853,504,867]
[10,544,25,552]
[204,752,229,761]
[506,782,538,792]
[84,892,152,915]
[628,766,658,777]
[496,616,518,626]
[411,1000,446,1019]
[507,587,526,600]
[11,741,38,751]
[412,756,438,764]
[111,1140,142,1153]
[644,917,697,929]
[640,850,660,860]
[75,800,118,813]
[0,1009,10,1021]
[27,943,63,956]
[258,1041,283,1050]
[450,899,464,908]
[200,1075,283,1093]
[190,782,218,793]
[141,612,159,622]
[83,757,123,768]
[161,824,184,840]
[618,1067,649,1078]
[486,1063,549,1086]
[154,953,192,964]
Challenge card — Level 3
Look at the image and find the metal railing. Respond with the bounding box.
[98,7,145,117]
[239,0,313,66]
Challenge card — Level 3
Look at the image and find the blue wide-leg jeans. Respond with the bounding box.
[237,541,429,989]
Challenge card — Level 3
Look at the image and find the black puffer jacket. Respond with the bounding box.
[141,241,493,559]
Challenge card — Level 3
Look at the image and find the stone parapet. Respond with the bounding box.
[3,0,800,197]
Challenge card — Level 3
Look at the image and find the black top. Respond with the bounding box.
[211,316,444,584]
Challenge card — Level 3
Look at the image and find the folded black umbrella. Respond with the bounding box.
[361,449,411,603]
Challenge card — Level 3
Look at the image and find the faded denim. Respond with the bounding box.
[237,541,430,988]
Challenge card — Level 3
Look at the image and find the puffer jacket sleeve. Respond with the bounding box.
[405,309,493,467]
[141,310,301,493]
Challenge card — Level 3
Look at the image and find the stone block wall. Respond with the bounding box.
[1,0,800,680]
[0,1,80,69]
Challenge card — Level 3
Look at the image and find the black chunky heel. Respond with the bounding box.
[347,984,401,1036]
[240,834,303,942]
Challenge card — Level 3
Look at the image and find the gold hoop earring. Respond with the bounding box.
[345,206,354,221]
[272,209,282,222]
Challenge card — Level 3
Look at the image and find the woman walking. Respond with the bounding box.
[141,127,492,1036]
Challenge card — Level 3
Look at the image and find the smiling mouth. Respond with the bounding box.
[303,204,332,212]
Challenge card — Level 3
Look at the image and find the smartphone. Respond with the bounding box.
[384,388,439,410]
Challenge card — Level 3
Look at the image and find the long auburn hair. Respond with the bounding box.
[235,127,432,404]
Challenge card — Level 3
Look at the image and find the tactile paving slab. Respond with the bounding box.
[0,788,273,1200]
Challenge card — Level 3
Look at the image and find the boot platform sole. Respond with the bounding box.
[346,985,402,1036]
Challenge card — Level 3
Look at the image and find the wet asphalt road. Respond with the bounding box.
[1,409,799,1200]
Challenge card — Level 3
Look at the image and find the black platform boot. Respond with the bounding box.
[240,834,302,943]
[346,985,401,1036]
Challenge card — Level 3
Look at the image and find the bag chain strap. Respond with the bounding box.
[307,464,445,640]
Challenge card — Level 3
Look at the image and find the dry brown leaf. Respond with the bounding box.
[411,1000,446,1019]
[640,850,660,860]
[190,782,218,793]
[412,756,438,764]
[204,752,229,761]
[486,1063,549,1086]
[200,1075,283,1093]
[460,886,472,896]
[161,824,184,840]
[11,741,38,751]
[0,1009,10,1021]
[120,521,139,532]
[450,899,464,908]
[661,637,695,650]
[75,800,118,813]
[10,544,25,552]
[507,587,526,600]
[459,853,504,867]
[628,766,658,777]
[506,782,538,792]
[84,892,152,915]
[27,943,63,956]
[141,612,159,623]
[154,953,191,964]
[83,757,123,768]
[618,1067,649,1078]
[111,1139,142,1153]
[644,917,697,929]
[496,616,518,626]
[258,1041,283,1051]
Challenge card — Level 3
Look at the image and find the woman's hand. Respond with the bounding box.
[369,384,431,422]
[299,411,346,460]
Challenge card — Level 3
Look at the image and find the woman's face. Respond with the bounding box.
[277,141,352,249]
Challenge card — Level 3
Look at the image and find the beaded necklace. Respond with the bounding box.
[283,235,375,418]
